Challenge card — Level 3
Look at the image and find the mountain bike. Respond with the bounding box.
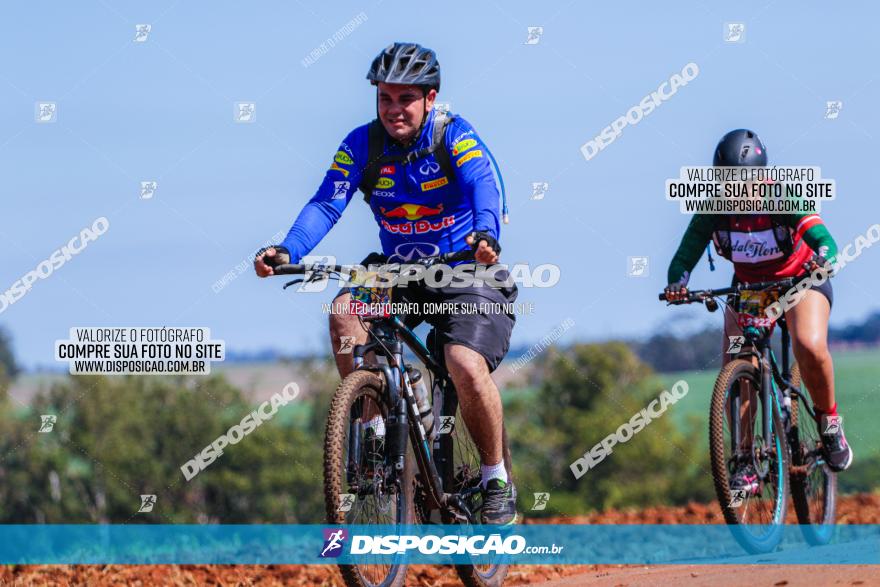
[659,274,836,553]
[276,251,513,587]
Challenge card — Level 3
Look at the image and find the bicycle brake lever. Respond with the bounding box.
[305,271,327,284]
[282,278,304,289]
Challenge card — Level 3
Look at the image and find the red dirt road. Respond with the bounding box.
[2,494,877,586]
[540,565,879,586]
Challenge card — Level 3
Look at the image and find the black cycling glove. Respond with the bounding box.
[469,231,502,256]
[255,245,291,268]
[359,251,388,267]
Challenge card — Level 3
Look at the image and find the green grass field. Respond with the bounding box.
[657,348,880,459]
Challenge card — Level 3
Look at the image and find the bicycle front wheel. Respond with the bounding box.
[324,369,414,587]
[710,359,789,554]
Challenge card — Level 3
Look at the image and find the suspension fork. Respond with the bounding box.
[762,346,774,445]
[382,343,409,474]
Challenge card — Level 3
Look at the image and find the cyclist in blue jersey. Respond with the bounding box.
[254,42,518,524]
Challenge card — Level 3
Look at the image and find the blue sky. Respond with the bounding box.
[1,1,878,368]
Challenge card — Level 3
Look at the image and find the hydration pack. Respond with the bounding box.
[712,216,794,259]
[358,112,458,205]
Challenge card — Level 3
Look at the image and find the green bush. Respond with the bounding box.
[507,342,713,516]
[0,373,326,523]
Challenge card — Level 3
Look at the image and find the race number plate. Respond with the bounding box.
[348,270,393,317]
[737,289,780,328]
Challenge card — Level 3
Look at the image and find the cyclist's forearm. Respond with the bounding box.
[798,217,838,264]
[470,180,501,240]
[667,216,714,284]
[280,200,342,262]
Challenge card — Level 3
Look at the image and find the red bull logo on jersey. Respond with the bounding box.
[380,203,444,221]
[381,215,455,235]
[380,203,452,234]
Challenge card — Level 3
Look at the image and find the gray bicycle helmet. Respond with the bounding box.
[714,129,767,166]
[367,42,441,91]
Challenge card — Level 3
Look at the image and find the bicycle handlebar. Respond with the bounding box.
[657,275,802,304]
[272,248,476,277]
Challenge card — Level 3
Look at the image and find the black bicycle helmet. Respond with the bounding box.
[367,42,441,91]
[713,129,767,166]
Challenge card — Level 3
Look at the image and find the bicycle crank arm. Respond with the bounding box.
[444,493,477,524]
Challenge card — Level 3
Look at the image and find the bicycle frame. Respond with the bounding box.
[730,315,817,444]
[349,313,476,523]
[272,250,484,524]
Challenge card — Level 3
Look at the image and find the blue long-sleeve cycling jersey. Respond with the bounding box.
[280,109,501,263]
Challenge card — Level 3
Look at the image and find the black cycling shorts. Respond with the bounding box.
[333,266,518,373]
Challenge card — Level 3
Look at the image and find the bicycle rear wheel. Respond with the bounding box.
[324,370,414,587]
[710,359,789,554]
[787,364,837,544]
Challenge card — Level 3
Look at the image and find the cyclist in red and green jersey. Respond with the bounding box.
[665,129,852,482]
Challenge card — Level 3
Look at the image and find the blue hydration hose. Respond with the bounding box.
[484,144,509,224]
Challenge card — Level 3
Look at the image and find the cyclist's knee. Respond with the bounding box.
[792,333,829,365]
[328,295,355,332]
[445,344,489,391]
